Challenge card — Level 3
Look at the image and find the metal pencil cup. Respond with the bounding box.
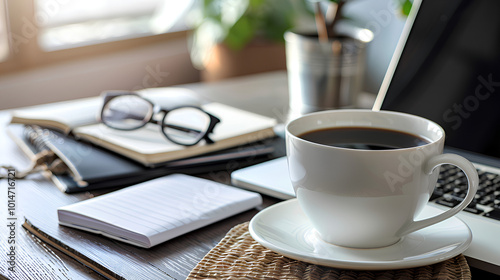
[285,28,372,120]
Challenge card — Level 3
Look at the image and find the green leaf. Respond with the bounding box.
[402,0,412,16]
[399,0,412,16]
[249,0,265,8]
[224,16,256,50]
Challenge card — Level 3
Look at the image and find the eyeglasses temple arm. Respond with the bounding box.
[148,118,202,134]
[104,108,147,122]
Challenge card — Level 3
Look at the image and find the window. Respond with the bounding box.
[0,0,194,73]
[35,0,193,51]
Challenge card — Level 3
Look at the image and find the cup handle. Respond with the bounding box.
[399,154,479,236]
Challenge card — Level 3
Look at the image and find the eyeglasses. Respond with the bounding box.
[99,91,221,146]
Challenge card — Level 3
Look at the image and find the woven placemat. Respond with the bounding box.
[187,222,471,280]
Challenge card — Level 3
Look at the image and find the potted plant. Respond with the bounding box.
[187,0,314,81]
[187,0,412,82]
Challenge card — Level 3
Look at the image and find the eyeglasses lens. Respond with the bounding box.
[102,95,153,130]
[163,107,211,145]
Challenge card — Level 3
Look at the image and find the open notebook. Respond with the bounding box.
[10,88,277,166]
[58,174,262,248]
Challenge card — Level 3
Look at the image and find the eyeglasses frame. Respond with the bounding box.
[99,91,221,146]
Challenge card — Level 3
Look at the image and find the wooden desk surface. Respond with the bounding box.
[0,72,289,280]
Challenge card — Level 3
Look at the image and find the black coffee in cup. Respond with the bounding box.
[298,127,430,150]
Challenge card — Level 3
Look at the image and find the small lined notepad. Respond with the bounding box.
[57,174,262,248]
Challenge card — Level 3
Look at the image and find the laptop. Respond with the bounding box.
[232,0,500,274]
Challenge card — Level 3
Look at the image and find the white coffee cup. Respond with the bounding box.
[286,109,479,248]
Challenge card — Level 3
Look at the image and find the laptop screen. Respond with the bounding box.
[374,0,500,165]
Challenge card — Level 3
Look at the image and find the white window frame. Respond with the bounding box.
[0,0,189,75]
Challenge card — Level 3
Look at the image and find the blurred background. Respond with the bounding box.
[0,0,409,110]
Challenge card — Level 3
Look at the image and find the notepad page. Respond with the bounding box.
[57,174,262,248]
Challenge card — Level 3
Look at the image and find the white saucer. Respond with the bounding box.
[249,199,472,270]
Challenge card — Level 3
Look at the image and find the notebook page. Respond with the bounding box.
[57,174,262,248]
[73,102,277,155]
[10,97,101,133]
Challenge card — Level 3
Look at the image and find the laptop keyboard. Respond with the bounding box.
[432,164,500,221]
